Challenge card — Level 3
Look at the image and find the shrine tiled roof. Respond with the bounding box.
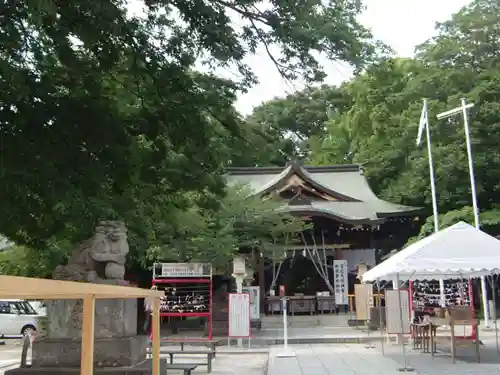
[225,162,421,225]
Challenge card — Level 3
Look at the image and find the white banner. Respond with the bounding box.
[333,260,348,305]
[228,293,250,338]
[242,286,260,320]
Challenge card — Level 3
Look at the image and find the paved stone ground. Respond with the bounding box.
[267,342,500,375]
[378,338,500,375]
[0,340,22,373]
[203,353,267,375]
[0,341,268,375]
[268,344,413,375]
[155,346,267,374]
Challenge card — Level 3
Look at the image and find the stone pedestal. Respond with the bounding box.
[45,299,137,340]
[29,299,145,369]
[32,336,147,368]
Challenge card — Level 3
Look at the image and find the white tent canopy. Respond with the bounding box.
[362,221,500,281]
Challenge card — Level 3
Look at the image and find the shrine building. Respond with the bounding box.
[225,162,423,314]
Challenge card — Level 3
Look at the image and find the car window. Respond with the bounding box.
[9,302,20,314]
[0,301,10,314]
[9,301,36,315]
[20,301,37,314]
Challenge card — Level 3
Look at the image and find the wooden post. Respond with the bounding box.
[81,294,96,375]
[259,253,265,314]
[152,297,161,375]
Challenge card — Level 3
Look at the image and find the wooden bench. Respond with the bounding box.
[162,349,214,373]
[160,338,220,358]
[166,363,198,375]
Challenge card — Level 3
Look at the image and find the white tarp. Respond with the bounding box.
[362,221,500,281]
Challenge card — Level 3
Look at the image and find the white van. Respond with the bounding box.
[0,299,41,336]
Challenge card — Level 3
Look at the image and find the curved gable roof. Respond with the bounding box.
[226,162,360,201]
[225,163,422,223]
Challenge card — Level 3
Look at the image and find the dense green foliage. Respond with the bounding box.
[247,0,500,237]
[146,186,308,273]
[3,0,500,276]
[0,0,372,275]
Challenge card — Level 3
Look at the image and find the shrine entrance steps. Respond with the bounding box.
[246,314,383,345]
[262,313,351,328]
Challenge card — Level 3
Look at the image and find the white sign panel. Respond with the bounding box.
[228,293,250,338]
[159,263,212,277]
[385,289,411,334]
[333,260,348,305]
[243,286,260,320]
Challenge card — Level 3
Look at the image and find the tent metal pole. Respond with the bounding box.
[377,279,385,356]
[487,275,499,353]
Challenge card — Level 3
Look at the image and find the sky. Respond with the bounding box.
[235,0,472,115]
[126,0,472,115]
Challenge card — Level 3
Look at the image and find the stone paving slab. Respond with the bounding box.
[267,343,500,375]
[205,353,267,375]
[378,340,500,375]
[268,344,414,375]
[160,351,268,374]
[0,341,21,373]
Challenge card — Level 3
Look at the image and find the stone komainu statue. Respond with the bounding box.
[34,221,141,366]
[53,220,129,284]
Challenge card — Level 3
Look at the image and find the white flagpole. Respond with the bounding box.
[460,98,489,327]
[460,98,480,228]
[437,98,489,327]
[421,99,439,234]
[418,99,445,307]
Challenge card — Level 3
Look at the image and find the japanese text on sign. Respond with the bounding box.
[333,260,348,305]
[228,293,250,338]
[159,263,212,277]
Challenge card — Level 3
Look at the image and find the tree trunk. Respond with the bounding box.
[300,232,334,295]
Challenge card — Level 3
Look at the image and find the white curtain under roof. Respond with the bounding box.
[362,221,500,282]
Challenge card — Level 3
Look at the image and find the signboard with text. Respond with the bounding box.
[228,293,251,338]
[242,286,260,320]
[158,263,212,278]
[333,260,348,305]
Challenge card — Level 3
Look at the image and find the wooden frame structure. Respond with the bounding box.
[0,275,164,375]
[152,262,214,340]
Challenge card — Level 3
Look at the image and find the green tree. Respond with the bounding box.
[309,0,500,226]
[406,206,500,245]
[244,85,347,163]
[147,185,308,272]
[0,240,71,278]
[0,0,376,259]
[234,0,500,244]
